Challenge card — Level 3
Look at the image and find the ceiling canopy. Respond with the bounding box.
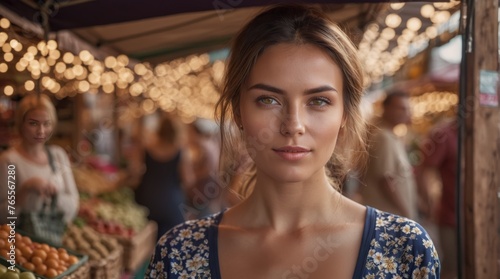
[0,0,446,63]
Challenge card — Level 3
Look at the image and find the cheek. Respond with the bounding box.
[242,118,279,153]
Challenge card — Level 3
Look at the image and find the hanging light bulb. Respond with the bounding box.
[385,14,402,28]
[390,3,405,10]
[3,53,13,62]
[4,85,14,96]
[0,18,9,29]
[79,50,93,63]
[421,4,435,18]
[24,80,35,91]
[63,52,74,64]
[27,46,38,55]
[104,56,117,69]
[0,63,7,73]
[407,17,422,32]
[46,40,58,50]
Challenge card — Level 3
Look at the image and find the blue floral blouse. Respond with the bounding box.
[146,207,440,278]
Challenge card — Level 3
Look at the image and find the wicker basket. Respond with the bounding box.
[114,221,157,272]
[66,262,91,279]
[89,245,123,279]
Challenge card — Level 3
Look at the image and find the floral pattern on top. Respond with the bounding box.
[145,208,440,279]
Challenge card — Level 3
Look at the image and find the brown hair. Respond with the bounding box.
[215,4,368,196]
[16,94,57,135]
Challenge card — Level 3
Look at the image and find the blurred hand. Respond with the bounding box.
[24,177,56,196]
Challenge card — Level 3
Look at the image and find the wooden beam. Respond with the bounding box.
[463,0,500,278]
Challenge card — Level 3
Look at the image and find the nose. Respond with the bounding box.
[280,104,305,137]
[37,124,46,135]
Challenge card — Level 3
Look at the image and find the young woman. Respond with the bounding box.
[146,5,440,279]
[0,94,79,225]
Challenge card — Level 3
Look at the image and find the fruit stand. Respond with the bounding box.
[0,164,157,279]
[72,165,157,276]
[0,224,90,279]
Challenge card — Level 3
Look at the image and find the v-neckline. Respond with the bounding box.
[208,206,376,279]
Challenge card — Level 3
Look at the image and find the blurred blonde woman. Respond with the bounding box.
[0,94,79,224]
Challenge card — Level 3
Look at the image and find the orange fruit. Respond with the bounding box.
[34,264,47,276]
[58,251,69,262]
[0,239,6,249]
[20,246,33,260]
[14,248,22,258]
[45,268,58,278]
[15,234,22,243]
[31,256,43,266]
[46,252,59,261]
[40,244,50,253]
[32,250,47,261]
[0,249,9,258]
[23,262,35,271]
[17,256,27,265]
[68,255,78,265]
[45,259,59,270]
[59,261,68,269]
[0,231,9,239]
[23,237,32,245]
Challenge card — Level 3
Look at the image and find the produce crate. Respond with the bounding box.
[89,244,123,279]
[0,250,89,279]
[0,229,90,279]
[113,221,157,272]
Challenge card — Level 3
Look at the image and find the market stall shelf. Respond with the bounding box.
[114,221,157,273]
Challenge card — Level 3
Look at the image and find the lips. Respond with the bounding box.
[272,146,311,161]
[273,146,310,152]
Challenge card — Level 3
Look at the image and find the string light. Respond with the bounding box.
[0,3,459,119]
[0,18,10,29]
[4,85,14,96]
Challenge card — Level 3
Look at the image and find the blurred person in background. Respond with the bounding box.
[0,94,79,224]
[186,118,221,218]
[133,114,194,240]
[416,117,458,279]
[358,90,418,220]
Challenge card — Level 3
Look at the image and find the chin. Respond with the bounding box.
[265,166,314,184]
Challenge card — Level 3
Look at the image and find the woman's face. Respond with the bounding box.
[238,43,344,183]
[21,108,54,145]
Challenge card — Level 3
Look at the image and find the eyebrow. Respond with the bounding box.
[27,119,50,122]
[247,83,338,95]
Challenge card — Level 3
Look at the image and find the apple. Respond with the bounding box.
[0,271,19,279]
[19,272,35,279]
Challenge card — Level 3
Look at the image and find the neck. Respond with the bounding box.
[237,169,344,233]
[19,141,45,155]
